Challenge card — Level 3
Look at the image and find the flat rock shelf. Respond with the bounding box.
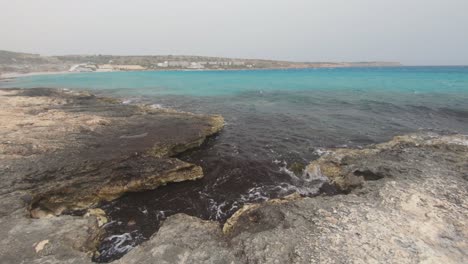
[0,88,223,263]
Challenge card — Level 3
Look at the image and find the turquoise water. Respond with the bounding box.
[3,67,468,96]
[3,67,468,262]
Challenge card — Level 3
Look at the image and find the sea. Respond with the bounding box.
[2,67,468,262]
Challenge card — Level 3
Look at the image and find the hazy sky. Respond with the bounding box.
[1,0,467,65]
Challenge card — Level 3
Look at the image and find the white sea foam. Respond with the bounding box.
[279,165,299,179]
[103,233,134,255]
[445,136,468,146]
[150,103,163,109]
[240,186,270,203]
[155,210,166,221]
[209,199,228,220]
[313,148,331,156]
[204,158,329,223]
[139,207,148,215]
[212,159,328,218]
[207,199,240,221]
[276,159,327,196]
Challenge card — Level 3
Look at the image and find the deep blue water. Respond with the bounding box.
[3,67,468,262]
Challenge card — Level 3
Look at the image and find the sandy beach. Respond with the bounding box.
[0,71,71,79]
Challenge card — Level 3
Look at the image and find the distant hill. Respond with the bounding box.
[0,50,66,74]
[0,50,54,65]
[0,50,402,75]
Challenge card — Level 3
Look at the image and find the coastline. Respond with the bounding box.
[7,65,467,82]
[0,70,71,79]
[0,65,407,81]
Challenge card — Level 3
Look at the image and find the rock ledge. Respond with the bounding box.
[0,88,223,263]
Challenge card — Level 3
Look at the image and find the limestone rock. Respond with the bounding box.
[0,88,223,263]
[118,132,468,264]
[2,88,467,263]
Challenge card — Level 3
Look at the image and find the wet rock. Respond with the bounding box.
[0,88,223,263]
[222,193,301,235]
[0,211,102,264]
[118,133,468,264]
[0,88,223,216]
[29,157,205,217]
[222,203,261,235]
[117,214,238,264]
[85,209,108,227]
[288,162,306,176]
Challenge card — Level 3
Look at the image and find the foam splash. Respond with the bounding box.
[155,210,167,221]
[97,233,135,260]
[313,148,331,157]
[207,159,328,223]
[208,199,238,221]
[276,160,327,196]
[240,186,270,203]
[150,103,164,109]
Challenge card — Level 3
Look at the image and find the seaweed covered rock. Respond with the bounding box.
[0,88,223,262]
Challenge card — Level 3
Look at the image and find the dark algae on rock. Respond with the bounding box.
[0,88,223,263]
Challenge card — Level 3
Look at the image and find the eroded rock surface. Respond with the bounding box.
[119,133,468,264]
[0,88,223,262]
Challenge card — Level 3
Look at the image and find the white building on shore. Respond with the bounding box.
[69,64,97,72]
[187,62,205,69]
[97,64,146,71]
[155,60,246,69]
[168,61,190,67]
[156,61,169,68]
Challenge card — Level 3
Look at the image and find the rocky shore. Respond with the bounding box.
[0,88,466,263]
[120,133,468,264]
[0,88,223,263]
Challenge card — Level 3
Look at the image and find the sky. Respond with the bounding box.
[1,0,467,65]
